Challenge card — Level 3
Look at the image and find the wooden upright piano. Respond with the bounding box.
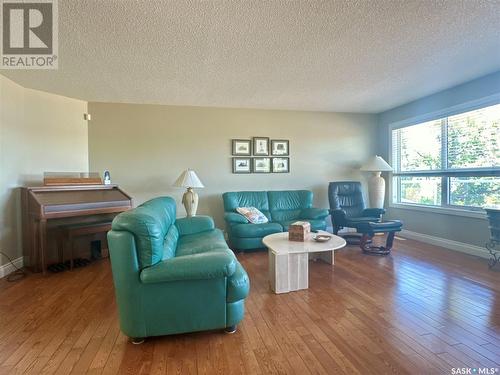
[21,184,132,274]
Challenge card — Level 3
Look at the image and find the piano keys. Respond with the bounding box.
[21,184,132,274]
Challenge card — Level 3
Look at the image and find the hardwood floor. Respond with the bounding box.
[0,236,499,374]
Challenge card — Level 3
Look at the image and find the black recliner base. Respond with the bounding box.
[340,233,371,245]
[358,220,403,256]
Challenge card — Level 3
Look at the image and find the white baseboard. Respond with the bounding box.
[399,229,489,259]
[0,257,24,279]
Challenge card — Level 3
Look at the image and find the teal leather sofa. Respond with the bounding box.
[107,197,249,342]
[223,190,329,251]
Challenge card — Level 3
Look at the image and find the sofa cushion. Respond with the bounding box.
[223,191,271,220]
[224,212,248,224]
[140,251,236,283]
[229,236,266,250]
[176,229,228,257]
[300,208,329,220]
[163,225,179,260]
[268,190,313,221]
[227,262,250,303]
[112,197,176,269]
[175,216,215,236]
[270,209,301,222]
[230,222,282,238]
[268,190,312,210]
[279,219,326,232]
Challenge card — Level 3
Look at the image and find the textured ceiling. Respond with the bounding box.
[2,0,500,113]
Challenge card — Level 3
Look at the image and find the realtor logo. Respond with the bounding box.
[1,0,58,69]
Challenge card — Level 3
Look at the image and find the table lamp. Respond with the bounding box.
[360,155,393,208]
[173,169,204,217]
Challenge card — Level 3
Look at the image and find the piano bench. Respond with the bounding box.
[58,221,112,270]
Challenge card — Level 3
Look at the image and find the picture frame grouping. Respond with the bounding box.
[232,138,290,174]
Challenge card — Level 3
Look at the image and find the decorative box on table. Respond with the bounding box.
[289,221,311,242]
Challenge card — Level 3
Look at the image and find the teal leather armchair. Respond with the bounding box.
[223,190,329,251]
[107,197,249,342]
[328,181,385,235]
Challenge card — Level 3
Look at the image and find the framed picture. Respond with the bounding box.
[233,158,251,173]
[253,157,271,173]
[253,137,269,156]
[103,170,111,185]
[272,157,290,173]
[271,140,289,156]
[232,139,251,155]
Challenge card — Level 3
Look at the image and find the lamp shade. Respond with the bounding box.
[173,169,204,188]
[360,155,392,172]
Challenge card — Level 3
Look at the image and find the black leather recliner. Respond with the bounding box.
[328,181,385,235]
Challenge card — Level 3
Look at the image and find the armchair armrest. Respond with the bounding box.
[175,216,215,236]
[329,209,347,225]
[140,251,236,283]
[362,208,386,217]
[224,212,248,224]
[300,208,329,220]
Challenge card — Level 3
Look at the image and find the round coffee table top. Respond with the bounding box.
[263,230,346,255]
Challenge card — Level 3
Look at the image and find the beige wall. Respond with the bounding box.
[88,102,377,230]
[0,75,88,266]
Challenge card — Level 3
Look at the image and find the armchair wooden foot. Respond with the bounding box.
[130,337,145,345]
[224,325,237,334]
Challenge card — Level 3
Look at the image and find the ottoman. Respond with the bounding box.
[357,220,403,255]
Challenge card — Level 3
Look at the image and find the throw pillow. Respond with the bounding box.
[236,207,269,224]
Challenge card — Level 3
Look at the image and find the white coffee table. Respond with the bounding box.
[263,230,346,294]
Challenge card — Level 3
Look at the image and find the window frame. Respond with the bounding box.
[387,94,500,218]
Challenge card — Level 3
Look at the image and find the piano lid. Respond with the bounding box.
[24,184,133,218]
[44,172,103,186]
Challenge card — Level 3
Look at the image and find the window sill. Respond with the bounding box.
[388,203,487,220]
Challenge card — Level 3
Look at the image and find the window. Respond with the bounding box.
[391,103,500,210]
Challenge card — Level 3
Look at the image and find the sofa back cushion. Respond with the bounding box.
[112,196,177,269]
[163,225,179,260]
[223,191,271,220]
[268,190,313,221]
